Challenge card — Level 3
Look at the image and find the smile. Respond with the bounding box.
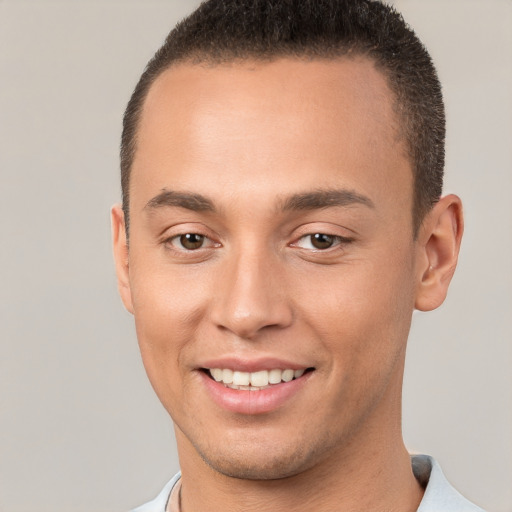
[200,365,314,414]
[207,368,308,390]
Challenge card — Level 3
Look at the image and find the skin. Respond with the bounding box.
[112,57,463,512]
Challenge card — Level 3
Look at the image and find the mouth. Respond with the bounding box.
[202,367,315,391]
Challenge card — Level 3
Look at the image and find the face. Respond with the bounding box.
[115,57,421,479]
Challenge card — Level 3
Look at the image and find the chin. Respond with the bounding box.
[201,450,311,481]
[189,429,333,481]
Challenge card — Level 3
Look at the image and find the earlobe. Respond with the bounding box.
[414,194,464,312]
[111,204,134,314]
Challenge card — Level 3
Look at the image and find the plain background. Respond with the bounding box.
[0,1,510,511]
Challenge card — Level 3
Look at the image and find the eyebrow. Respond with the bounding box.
[145,190,215,212]
[144,187,374,214]
[280,189,374,211]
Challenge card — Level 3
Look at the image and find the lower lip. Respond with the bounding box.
[200,371,311,415]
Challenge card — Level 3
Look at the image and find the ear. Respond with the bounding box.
[111,204,134,314]
[414,194,464,312]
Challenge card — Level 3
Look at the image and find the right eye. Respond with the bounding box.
[167,233,209,251]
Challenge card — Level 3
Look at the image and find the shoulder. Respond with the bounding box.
[413,455,486,512]
[130,473,181,512]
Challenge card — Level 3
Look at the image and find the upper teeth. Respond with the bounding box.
[209,368,305,388]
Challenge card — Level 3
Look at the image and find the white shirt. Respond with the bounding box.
[131,454,485,512]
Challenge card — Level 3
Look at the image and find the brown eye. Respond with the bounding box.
[292,231,353,253]
[310,233,335,249]
[179,233,205,250]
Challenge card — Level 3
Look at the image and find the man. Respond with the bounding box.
[111,1,483,510]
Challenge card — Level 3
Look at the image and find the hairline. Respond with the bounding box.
[123,51,430,240]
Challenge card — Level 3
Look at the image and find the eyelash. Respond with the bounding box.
[164,232,219,252]
[291,233,354,251]
[163,232,353,254]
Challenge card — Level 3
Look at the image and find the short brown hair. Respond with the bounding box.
[121,0,445,236]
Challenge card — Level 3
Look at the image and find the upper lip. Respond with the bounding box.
[198,357,312,373]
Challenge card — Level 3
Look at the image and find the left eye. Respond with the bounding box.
[294,233,344,250]
[170,233,208,250]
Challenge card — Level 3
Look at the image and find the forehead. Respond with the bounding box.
[131,57,410,216]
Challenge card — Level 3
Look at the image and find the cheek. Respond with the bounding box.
[128,259,211,399]
[300,251,416,370]
[130,254,209,335]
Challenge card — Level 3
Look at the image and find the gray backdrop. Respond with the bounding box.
[1,1,510,511]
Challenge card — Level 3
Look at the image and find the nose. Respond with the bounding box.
[210,247,293,340]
